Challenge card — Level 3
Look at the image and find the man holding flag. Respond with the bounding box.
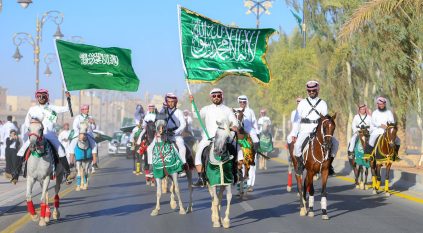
[178,6,276,187]
[190,88,241,187]
[15,89,73,183]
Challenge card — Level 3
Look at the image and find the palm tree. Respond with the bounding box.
[339,0,423,40]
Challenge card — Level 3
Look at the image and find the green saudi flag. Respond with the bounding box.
[55,40,139,92]
[178,6,276,85]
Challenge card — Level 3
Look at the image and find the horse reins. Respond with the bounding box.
[309,118,334,174]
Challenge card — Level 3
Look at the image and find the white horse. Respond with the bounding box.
[206,119,238,228]
[70,122,96,191]
[13,118,64,226]
[258,119,273,170]
[149,119,186,216]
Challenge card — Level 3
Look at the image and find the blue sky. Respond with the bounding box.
[0,0,296,100]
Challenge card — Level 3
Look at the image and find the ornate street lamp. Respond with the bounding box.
[244,0,273,28]
[12,10,64,91]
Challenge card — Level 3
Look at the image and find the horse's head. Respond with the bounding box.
[318,113,337,152]
[78,122,89,142]
[155,119,167,137]
[145,120,156,144]
[261,119,271,134]
[28,118,44,151]
[213,118,231,156]
[233,108,245,128]
[358,125,370,144]
[385,122,398,148]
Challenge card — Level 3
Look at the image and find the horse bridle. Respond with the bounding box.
[28,119,44,142]
[316,118,334,154]
[384,125,397,147]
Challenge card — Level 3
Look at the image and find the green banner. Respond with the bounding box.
[55,40,139,92]
[178,6,276,85]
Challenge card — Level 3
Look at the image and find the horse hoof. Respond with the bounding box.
[186,206,193,213]
[300,208,307,216]
[355,184,360,189]
[360,183,365,190]
[170,201,177,210]
[151,183,156,187]
[213,221,221,228]
[179,209,186,215]
[296,193,300,197]
[322,214,330,220]
[132,171,137,174]
[150,209,159,216]
[385,192,391,197]
[372,190,377,195]
[31,214,39,222]
[222,219,230,229]
[308,211,314,217]
[39,218,46,227]
[287,186,292,192]
[53,209,60,220]
[75,186,81,191]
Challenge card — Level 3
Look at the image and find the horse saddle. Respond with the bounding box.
[23,140,58,178]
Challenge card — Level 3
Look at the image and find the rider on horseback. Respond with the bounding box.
[364,97,400,157]
[72,105,97,156]
[160,93,187,165]
[16,89,72,183]
[190,88,241,187]
[136,104,157,146]
[292,81,338,176]
[348,104,373,159]
[257,109,272,134]
[287,98,302,144]
[236,95,259,191]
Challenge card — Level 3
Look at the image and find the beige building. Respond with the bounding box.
[0,86,163,136]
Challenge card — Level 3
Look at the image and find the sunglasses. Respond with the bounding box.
[239,101,247,104]
[37,94,48,99]
[211,94,222,98]
[307,90,317,93]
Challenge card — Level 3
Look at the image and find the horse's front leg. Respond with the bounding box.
[26,176,39,222]
[169,177,177,210]
[305,171,315,218]
[150,178,161,216]
[364,167,369,190]
[186,169,193,213]
[75,162,82,191]
[384,163,392,196]
[53,169,63,220]
[374,164,382,194]
[38,176,51,226]
[211,186,220,228]
[320,166,330,220]
[172,174,186,215]
[222,185,232,229]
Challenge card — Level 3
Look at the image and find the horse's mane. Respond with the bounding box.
[214,119,230,150]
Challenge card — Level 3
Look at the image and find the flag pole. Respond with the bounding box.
[177,4,210,140]
[54,39,74,117]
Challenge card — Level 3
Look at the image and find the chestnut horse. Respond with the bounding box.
[293,114,336,220]
[367,123,398,196]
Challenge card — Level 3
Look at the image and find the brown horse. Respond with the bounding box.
[299,114,336,220]
[368,123,398,196]
[233,108,256,196]
[349,126,370,190]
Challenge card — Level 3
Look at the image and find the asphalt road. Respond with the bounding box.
[1,154,423,233]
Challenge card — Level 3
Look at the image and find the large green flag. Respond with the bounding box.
[55,40,139,92]
[178,6,276,85]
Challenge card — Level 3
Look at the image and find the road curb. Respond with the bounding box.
[276,148,423,193]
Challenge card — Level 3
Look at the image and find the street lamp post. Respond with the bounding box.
[244,0,273,29]
[12,10,64,92]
